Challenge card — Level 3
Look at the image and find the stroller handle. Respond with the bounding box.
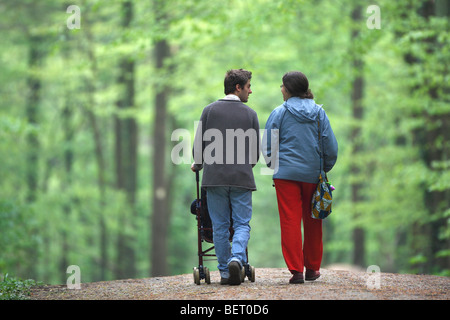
[195,170,200,201]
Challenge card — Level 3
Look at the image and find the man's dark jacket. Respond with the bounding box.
[193,98,260,191]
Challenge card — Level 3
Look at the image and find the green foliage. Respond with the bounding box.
[0,273,41,300]
[0,0,448,284]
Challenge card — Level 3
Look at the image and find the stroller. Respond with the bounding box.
[190,170,256,285]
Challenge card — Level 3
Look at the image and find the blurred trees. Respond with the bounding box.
[391,0,450,273]
[0,0,448,284]
[115,0,137,281]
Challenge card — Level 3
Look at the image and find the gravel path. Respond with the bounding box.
[30,268,449,300]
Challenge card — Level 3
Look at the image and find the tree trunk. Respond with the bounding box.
[151,36,171,276]
[59,71,74,284]
[350,6,366,268]
[25,35,42,204]
[25,34,44,279]
[83,2,108,281]
[115,0,137,279]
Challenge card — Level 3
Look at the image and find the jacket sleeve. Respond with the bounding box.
[192,106,209,170]
[320,109,338,172]
[262,107,283,168]
[252,111,261,167]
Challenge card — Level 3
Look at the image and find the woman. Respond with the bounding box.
[263,71,338,284]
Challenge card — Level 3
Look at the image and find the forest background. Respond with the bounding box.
[0,0,449,285]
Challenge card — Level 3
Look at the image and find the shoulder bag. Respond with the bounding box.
[311,114,333,219]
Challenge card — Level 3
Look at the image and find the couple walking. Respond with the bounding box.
[191,69,338,285]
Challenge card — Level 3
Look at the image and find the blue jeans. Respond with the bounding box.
[206,186,252,278]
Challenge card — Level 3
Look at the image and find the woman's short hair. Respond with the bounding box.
[282,71,314,99]
[224,69,252,95]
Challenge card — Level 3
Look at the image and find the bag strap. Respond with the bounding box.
[317,114,322,173]
[317,108,326,179]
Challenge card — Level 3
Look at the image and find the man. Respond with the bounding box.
[191,69,260,285]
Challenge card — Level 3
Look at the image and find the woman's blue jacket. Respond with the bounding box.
[262,97,338,183]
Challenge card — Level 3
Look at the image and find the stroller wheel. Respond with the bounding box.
[204,267,211,284]
[193,267,200,285]
[248,265,256,282]
[240,266,246,282]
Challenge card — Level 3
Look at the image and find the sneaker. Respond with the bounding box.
[289,272,304,284]
[228,261,242,285]
[305,269,320,281]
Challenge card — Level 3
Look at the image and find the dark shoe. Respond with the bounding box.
[220,277,229,285]
[289,272,304,284]
[228,261,242,285]
[305,269,320,281]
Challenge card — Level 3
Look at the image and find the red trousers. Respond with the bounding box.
[274,179,323,274]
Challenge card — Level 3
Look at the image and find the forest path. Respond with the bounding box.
[30,268,449,300]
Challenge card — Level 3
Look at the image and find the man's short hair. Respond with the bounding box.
[224,69,252,95]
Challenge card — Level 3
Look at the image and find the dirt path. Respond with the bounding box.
[31,268,448,300]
